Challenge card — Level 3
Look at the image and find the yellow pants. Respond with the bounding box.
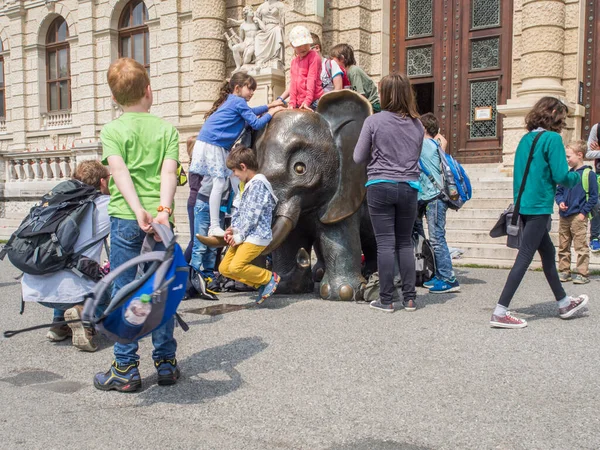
[219,242,272,288]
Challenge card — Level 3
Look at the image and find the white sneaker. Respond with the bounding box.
[208,226,226,237]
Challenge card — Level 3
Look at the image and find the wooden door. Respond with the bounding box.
[582,0,600,138]
[390,0,512,163]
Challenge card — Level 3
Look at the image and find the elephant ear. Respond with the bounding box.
[317,90,373,224]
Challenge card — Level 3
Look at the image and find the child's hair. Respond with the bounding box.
[107,57,150,107]
[566,140,587,157]
[310,33,321,51]
[525,96,568,133]
[73,160,110,191]
[226,144,259,171]
[330,43,356,66]
[379,73,419,118]
[420,113,439,137]
[205,73,258,120]
[186,136,196,160]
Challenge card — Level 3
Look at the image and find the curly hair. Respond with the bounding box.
[204,72,258,120]
[525,97,568,133]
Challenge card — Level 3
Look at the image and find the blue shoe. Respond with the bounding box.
[590,239,600,253]
[257,273,280,304]
[255,285,266,302]
[154,358,180,386]
[428,278,460,294]
[94,361,141,392]
[423,276,438,289]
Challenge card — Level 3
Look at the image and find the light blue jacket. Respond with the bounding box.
[418,138,443,202]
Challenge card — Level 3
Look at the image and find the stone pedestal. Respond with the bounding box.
[248,68,286,108]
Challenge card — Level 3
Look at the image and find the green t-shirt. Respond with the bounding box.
[513,131,579,215]
[347,65,380,111]
[101,112,180,220]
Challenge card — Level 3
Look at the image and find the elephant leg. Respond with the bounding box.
[360,203,378,278]
[318,213,366,301]
[271,229,314,294]
[312,238,326,282]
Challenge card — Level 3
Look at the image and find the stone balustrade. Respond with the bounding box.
[41,111,73,129]
[5,151,76,183]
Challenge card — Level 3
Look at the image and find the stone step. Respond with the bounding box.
[470,188,513,199]
[462,198,512,210]
[447,208,505,219]
[445,217,561,233]
[446,230,559,246]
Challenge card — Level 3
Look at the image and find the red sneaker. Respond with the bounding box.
[490,312,528,329]
[558,295,589,319]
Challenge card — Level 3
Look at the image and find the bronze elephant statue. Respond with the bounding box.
[198,90,377,300]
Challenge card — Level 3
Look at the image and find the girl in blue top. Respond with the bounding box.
[190,73,284,237]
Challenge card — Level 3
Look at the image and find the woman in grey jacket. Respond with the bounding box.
[354,74,424,312]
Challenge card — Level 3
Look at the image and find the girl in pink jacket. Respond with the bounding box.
[287,26,323,110]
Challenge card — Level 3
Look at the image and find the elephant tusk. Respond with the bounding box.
[262,216,294,255]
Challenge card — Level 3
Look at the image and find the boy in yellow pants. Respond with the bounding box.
[220,145,280,303]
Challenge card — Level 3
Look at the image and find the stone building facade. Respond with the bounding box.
[0,0,596,222]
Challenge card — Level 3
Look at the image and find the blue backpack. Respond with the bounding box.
[420,141,472,210]
[4,223,189,344]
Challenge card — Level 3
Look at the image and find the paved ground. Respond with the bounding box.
[0,258,598,450]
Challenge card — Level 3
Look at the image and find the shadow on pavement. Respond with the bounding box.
[136,336,268,405]
[513,300,590,322]
[327,438,432,450]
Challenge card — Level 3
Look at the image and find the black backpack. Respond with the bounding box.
[0,180,107,278]
[413,232,436,287]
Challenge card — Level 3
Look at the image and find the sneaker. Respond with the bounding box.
[257,273,280,304]
[155,358,180,386]
[46,322,71,342]
[423,277,438,289]
[64,305,97,352]
[94,361,142,392]
[402,299,417,312]
[590,239,600,253]
[558,272,572,283]
[490,312,528,329]
[198,274,219,301]
[558,294,589,319]
[255,285,266,302]
[572,274,590,285]
[208,226,226,237]
[428,278,460,294]
[369,300,395,313]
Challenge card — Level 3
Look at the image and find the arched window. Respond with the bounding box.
[119,1,149,69]
[46,18,71,112]
[0,40,5,119]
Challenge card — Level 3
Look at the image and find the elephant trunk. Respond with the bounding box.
[261,198,301,255]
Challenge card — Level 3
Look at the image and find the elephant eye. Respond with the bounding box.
[294,162,306,175]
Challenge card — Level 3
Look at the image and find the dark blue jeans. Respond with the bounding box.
[184,204,195,263]
[110,217,177,365]
[498,214,565,308]
[367,182,418,304]
[591,214,600,241]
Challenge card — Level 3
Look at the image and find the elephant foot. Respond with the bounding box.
[319,274,366,302]
[274,248,314,295]
[196,234,226,248]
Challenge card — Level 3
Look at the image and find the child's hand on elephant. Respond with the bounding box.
[268,106,285,115]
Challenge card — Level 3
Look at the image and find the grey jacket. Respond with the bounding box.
[353,111,424,183]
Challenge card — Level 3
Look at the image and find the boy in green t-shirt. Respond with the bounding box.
[94,57,180,392]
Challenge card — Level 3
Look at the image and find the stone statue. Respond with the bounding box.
[253,0,286,71]
[225,6,259,72]
[196,91,378,301]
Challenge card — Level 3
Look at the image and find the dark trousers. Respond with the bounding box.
[184,204,195,263]
[367,182,418,304]
[498,214,565,308]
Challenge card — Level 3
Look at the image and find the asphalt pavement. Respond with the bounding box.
[0,258,598,450]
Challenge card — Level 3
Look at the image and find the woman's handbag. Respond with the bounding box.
[489,131,546,249]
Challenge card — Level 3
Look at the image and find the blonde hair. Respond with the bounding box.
[107,57,150,107]
[73,160,110,190]
[566,140,587,157]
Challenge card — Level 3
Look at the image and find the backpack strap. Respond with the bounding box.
[325,58,332,78]
[583,167,591,201]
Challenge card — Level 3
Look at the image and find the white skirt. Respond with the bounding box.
[189,140,232,179]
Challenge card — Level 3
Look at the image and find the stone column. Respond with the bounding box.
[496,0,584,171]
[516,0,566,98]
[4,1,27,154]
[191,0,227,119]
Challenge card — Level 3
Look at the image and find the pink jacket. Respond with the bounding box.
[289,50,324,108]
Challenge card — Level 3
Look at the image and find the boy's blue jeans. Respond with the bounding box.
[425,198,455,282]
[110,217,177,366]
[190,198,222,277]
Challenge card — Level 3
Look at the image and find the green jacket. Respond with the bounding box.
[513,131,580,215]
